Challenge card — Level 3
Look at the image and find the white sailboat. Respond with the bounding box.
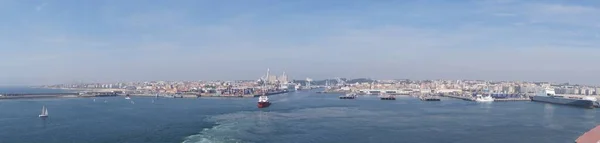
[39,106,48,117]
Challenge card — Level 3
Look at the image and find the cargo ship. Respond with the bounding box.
[257,95,271,108]
[531,88,598,109]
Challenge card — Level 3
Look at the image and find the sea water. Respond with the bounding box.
[0,88,598,143]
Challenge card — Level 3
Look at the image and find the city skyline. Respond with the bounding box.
[1,0,599,85]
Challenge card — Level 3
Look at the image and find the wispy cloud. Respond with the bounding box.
[492,12,517,17]
[35,2,47,11]
[532,3,597,14]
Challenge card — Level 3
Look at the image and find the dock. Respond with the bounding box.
[440,94,530,102]
[441,94,475,101]
[493,98,531,102]
[253,90,289,97]
[317,91,347,94]
[0,92,120,100]
[200,95,253,98]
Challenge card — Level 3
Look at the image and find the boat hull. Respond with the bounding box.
[531,96,596,109]
[258,102,271,108]
[380,97,396,100]
[339,96,355,99]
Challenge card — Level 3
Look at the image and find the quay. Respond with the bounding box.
[0,91,121,100]
[441,94,475,101]
[494,98,531,102]
[253,90,289,97]
[110,89,291,98]
[0,93,79,96]
[200,94,254,98]
[440,94,530,102]
[316,91,347,94]
[195,90,289,98]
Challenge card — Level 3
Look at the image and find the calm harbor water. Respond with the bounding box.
[0,87,599,143]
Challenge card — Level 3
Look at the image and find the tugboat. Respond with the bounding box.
[339,93,356,99]
[257,94,271,108]
[380,94,396,100]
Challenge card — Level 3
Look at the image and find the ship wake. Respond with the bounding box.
[181,107,402,143]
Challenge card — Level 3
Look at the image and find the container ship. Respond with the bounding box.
[257,95,271,108]
[531,89,598,109]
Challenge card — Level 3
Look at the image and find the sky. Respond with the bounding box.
[0,0,599,85]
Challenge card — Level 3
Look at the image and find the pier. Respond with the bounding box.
[0,93,79,96]
[493,98,531,102]
[253,90,289,97]
[196,90,289,98]
[441,94,475,101]
[440,94,531,102]
[0,91,121,99]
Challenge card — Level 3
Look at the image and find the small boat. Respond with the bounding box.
[257,95,271,108]
[380,94,396,100]
[39,106,48,118]
[339,93,356,99]
[125,94,131,100]
[474,95,494,102]
[420,96,441,101]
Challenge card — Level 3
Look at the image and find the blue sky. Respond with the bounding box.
[1,0,599,85]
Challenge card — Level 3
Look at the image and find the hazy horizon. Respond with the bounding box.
[1,0,599,85]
